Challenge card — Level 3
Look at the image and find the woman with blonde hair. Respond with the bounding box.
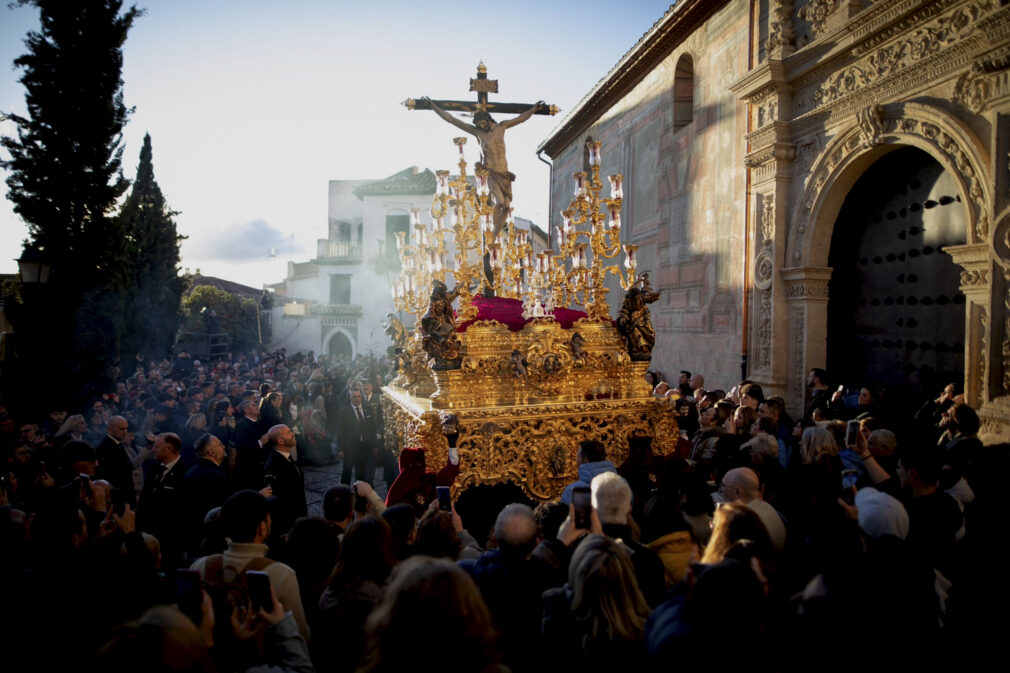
[542,534,650,670]
[799,425,840,465]
[54,414,88,449]
[700,502,773,565]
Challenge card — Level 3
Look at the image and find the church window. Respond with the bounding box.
[329,274,351,305]
[673,54,694,130]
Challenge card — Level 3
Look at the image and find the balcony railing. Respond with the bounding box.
[318,240,362,261]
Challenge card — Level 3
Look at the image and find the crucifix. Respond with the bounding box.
[404,62,557,239]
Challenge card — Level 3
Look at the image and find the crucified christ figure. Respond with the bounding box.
[420,96,546,238]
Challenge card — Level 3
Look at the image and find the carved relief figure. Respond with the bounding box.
[508,349,529,381]
[571,332,587,363]
[419,280,464,369]
[617,278,662,361]
[384,312,408,373]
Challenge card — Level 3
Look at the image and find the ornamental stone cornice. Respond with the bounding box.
[945,243,992,294]
[780,267,833,303]
[789,0,984,92]
[730,55,792,101]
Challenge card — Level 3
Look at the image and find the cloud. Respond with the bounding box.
[184,219,308,261]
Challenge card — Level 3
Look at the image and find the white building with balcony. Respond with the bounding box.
[270,166,550,359]
[271,167,436,358]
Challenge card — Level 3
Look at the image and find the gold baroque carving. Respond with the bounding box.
[811,0,997,107]
[383,389,679,501]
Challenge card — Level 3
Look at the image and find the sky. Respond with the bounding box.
[0,0,674,289]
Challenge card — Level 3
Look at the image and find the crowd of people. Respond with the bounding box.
[0,350,1002,671]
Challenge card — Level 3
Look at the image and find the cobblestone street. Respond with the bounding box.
[302,462,391,517]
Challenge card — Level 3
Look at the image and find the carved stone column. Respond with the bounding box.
[780,267,833,415]
[798,0,862,43]
[946,243,993,409]
[765,0,796,61]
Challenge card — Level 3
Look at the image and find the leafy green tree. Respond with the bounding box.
[181,286,264,355]
[0,0,141,409]
[119,133,186,361]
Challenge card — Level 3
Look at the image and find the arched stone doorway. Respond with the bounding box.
[781,104,993,415]
[324,328,354,358]
[826,146,966,404]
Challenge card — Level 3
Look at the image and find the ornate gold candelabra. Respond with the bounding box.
[391,137,538,324]
[536,139,638,320]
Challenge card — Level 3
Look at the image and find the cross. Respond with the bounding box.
[403,62,558,118]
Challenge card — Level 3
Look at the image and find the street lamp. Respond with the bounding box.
[16,247,52,285]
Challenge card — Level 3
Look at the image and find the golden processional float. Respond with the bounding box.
[383,73,677,502]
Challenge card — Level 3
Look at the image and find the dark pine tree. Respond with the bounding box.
[1,1,142,410]
[119,133,186,362]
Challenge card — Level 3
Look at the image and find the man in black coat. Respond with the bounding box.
[337,389,375,484]
[234,400,264,490]
[262,424,307,539]
[465,504,555,672]
[95,415,136,507]
[183,433,232,549]
[592,472,668,608]
[362,381,396,484]
[803,368,833,422]
[137,432,188,568]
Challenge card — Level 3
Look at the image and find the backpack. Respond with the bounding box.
[201,553,275,618]
[201,554,276,664]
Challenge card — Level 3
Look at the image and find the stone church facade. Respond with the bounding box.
[539,0,1010,442]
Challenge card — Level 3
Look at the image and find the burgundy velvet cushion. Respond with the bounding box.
[456,296,593,333]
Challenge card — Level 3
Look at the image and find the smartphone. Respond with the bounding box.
[845,420,860,447]
[77,474,92,497]
[175,569,204,626]
[246,570,272,613]
[436,485,452,512]
[572,486,592,529]
[841,469,859,504]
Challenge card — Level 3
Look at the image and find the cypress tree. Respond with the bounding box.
[119,133,186,361]
[1,1,141,407]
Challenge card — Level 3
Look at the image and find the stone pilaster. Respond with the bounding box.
[780,267,833,415]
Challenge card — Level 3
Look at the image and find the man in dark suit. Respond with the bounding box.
[338,389,375,484]
[234,400,264,489]
[262,424,307,539]
[183,433,233,551]
[363,381,396,485]
[95,415,136,507]
[137,432,188,568]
